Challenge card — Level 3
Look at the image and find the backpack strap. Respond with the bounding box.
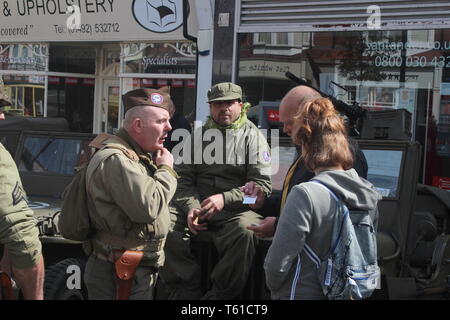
[88,133,139,162]
[303,180,345,269]
[309,180,340,202]
[88,133,114,150]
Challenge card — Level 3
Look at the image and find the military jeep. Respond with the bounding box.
[2,115,449,300]
[0,116,93,300]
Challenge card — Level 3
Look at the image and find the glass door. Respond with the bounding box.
[101,80,120,134]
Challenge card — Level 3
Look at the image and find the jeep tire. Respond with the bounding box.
[44,258,87,300]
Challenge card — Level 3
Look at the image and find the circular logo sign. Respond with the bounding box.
[132,0,184,33]
[151,93,163,104]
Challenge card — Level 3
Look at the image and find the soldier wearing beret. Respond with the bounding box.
[0,91,45,300]
[160,82,272,299]
[83,86,178,300]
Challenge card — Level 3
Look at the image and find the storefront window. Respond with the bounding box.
[122,42,196,74]
[49,45,96,74]
[0,44,47,117]
[120,41,197,123]
[103,47,120,75]
[1,74,45,116]
[0,44,47,71]
[47,76,94,133]
[238,29,450,187]
[101,83,120,134]
[121,77,196,122]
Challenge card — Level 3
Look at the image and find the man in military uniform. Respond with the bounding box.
[160,82,272,299]
[0,92,45,300]
[83,87,178,300]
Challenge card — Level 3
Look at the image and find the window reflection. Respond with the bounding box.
[1,74,45,116]
[49,45,96,74]
[0,44,47,71]
[238,29,450,187]
[122,42,196,74]
[47,76,94,133]
[121,77,196,123]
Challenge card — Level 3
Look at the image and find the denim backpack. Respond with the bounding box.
[303,180,380,300]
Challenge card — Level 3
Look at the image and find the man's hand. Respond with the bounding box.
[199,194,224,221]
[240,181,266,210]
[154,148,173,168]
[187,208,208,235]
[247,216,276,238]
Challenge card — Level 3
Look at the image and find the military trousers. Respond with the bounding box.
[84,255,158,300]
[160,207,263,300]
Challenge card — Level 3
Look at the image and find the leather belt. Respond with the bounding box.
[95,231,164,252]
[92,232,163,300]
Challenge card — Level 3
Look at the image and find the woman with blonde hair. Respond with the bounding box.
[264,98,381,300]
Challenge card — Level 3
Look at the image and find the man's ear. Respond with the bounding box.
[132,118,143,133]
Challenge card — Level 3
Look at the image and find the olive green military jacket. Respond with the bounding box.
[0,143,42,269]
[86,129,178,267]
[173,120,272,215]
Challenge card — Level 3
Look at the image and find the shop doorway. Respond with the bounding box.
[101,80,120,134]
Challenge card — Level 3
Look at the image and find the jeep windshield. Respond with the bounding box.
[19,136,91,175]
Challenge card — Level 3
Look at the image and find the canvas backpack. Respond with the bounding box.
[302,180,380,300]
[58,134,138,241]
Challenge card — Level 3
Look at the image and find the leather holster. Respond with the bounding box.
[111,250,144,300]
[0,272,15,300]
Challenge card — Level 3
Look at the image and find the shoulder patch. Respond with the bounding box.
[12,181,28,206]
[263,151,271,162]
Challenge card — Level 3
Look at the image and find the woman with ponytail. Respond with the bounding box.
[264,98,381,300]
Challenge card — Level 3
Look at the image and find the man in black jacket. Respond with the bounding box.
[243,85,368,238]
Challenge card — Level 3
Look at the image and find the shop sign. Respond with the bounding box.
[340,71,434,89]
[132,78,140,87]
[157,79,168,87]
[65,77,78,85]
[141,78,154,87]
[123,42,196,74]
[171,79,183,88]
[432,176,450,190]
[266,109,280,122]
[82,78,95,86]
[132,0,184,33]
[48,76,60,84]
[28,75,45,84]
[0,0,197,42]
[239,60,302,80]
[186,79,195,88]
